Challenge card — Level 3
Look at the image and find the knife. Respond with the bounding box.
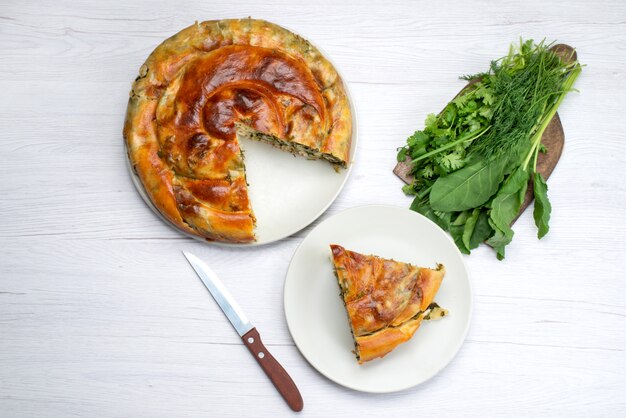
[182,251,304,412]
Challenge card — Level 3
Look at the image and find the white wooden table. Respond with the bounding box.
[2,1,625,416]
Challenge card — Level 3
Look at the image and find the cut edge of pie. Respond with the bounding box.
[235,123,347,170]
[330,244,448,364]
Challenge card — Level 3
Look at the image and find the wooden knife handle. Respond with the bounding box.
[242,328,304,412]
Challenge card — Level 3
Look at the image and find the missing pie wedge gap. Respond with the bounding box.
[330,244,448,364]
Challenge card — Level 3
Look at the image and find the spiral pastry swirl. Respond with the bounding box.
[124,19,352,243]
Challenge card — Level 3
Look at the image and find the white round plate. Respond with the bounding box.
[284,205,472,393]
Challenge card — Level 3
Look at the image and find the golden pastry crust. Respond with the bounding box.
[124,19,352,243]
[330,245,446,364]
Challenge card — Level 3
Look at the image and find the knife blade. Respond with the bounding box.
[182,251,304,412]
[183,251,252,337]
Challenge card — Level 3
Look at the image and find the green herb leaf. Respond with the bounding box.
[410,197,451,231]
[410,145,428,159]
[452,210,470,226]
[429,158,507,212]
[415,164,435,179]
[402,183,417,196]
[424,114,438,131]
[462,208,480,250]
[489,167,530,232]
[533,173,551,239]
[450,224,470,254]
[407,131,430,147]
[439,152,465,171]
[397,147,407,162]
[469,210,493,249]
[486,218,512,260]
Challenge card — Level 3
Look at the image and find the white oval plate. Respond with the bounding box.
[125,43,357,247]
[284,205,472,393]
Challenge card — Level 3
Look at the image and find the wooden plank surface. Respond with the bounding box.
[1,1,626,416]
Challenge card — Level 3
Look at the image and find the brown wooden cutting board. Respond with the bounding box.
[393,44,575,224]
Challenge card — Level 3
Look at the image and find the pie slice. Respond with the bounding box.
[330,244,448,364]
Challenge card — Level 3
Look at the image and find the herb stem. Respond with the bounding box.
[522,65,582,171]
[411,126,491,164]
[417,184,433,199]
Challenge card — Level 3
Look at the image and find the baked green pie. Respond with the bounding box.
[124,19,352,243]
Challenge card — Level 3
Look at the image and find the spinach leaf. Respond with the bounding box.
[533,173,551,239]
[486,218,512,260]
[489,167,530,232]
[462,208,480,250]
[450,224,470,254]
[482,167,530,259]
[447,211,473,254]
[433,211,453,230]
[452,210,470,226]
[410,196,451,231]
[429,158,507,212]
[469,210,493,249]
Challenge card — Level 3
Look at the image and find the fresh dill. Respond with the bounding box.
[397,39,583,259]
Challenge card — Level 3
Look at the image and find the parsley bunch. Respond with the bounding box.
[398,39,582,259]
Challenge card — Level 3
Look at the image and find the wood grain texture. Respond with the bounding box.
[1,1,626,417]
[242,328,304,412]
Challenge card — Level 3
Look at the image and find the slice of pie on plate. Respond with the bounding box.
[330,244,448,364]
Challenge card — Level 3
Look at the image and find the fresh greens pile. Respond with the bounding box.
[398,40,582,259]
